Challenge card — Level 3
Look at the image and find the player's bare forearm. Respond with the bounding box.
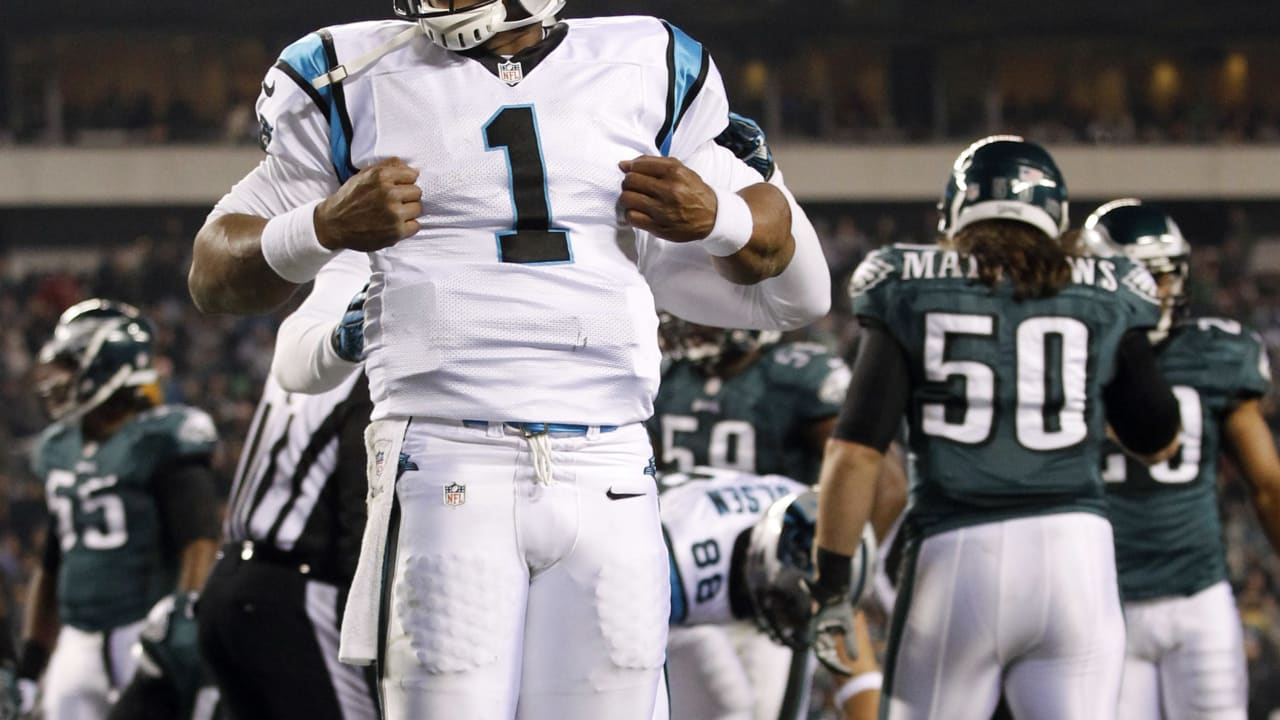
[177,538,220,592]
[710,183,795,284]
[834,612,881,720]
[189,213,298,314]
[870,443,908,543]
[21,568,59,651]
[816,439,883,557]
[1226,400,1280,555]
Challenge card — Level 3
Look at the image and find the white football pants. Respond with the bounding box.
[1118,580,1247,720]
[43,619,145,720]
[666,623,793,720]
[380,420,668,720]
[885,512,1125,720]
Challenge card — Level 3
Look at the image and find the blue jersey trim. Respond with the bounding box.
[668,551,687,624]
[276,32,357,182]
[656,21,710,157]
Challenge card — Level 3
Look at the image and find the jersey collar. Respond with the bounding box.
[460,22,568,84]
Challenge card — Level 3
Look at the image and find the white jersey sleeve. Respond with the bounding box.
[654,21,730,161]
[637,155,831,331]
[208,29,352,223]
[270,250,373,393]
[660,467,807,627]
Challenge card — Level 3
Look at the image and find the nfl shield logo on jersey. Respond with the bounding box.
[498,60,524,86]
[443,483,466,508]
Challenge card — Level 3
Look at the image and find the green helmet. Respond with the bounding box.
[37,299,157,422]
[1083,199,1190,341]
[938,135,1069,241]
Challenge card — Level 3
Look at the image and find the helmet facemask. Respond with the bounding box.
[36,316,157,423]
[1082,199,1191,343]
[393,0,565,51]
[744,491,874,649]
[658,314,780,375]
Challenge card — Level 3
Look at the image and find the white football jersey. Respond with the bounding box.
[255,16,732,424]
[660,467,806,627]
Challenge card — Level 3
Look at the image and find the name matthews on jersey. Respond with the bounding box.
[852,245,1157,299]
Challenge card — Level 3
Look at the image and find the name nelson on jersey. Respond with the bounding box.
[705,481,797,516]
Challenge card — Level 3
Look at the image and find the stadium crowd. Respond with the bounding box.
[0,206,1279,716]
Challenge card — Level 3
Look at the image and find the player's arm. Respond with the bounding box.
[621,154,795,284]
[270,251,372,393]
[18,517,61,698]
[191,157,420,315]
[636,147,829,332]
[815,320,910,564]
[1224,398,1280,555]
[1102,329,1181,465]
[189,40,420,316]
[154,460,222,591]
[869,443,908,544]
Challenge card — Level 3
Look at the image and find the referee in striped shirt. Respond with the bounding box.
[197,366,376,720]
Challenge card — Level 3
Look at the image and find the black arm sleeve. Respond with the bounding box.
[153,460,222,550]
[334,379,373,584]
[832,319,912,452]
[41,515,60,573]
[1103,329,1180,455]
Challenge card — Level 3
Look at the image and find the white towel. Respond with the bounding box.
[339,418,409,665]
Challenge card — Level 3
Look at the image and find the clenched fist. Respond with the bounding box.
[315,158,423,252]
[618,156,718,242]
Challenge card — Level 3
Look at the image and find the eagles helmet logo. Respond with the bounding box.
[1121,265,1161,306]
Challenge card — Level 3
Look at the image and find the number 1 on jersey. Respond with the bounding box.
[483,105,572,264]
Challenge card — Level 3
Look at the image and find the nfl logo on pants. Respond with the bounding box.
[443,483,466,508]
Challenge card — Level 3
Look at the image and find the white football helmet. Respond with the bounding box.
[393,0,565,51]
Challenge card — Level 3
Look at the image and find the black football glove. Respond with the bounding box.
[330,282,370,363]
[805,548,860,676]
[715,112,775,181]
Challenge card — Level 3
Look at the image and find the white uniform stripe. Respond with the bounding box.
[273,443,341,549]
[226,373,361,547]
[305,580,377,720]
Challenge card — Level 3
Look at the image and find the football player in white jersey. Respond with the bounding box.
[187,2,830,718]
[661,466,875,720]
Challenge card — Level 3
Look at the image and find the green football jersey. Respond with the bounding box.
[1105,318,1271,600]
[851,244,1161,537]
[650,342,850,485]
[31,405,218,631]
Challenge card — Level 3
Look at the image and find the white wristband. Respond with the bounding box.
[701,186,753,257]
[834,671,883,708]
[261,199,334,283]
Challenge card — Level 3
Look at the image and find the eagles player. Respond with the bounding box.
[653,114,899,720]
[809,137,1183,720]
[653,320,897,720]
[189,2,829,716]
[19,300,221,720]
[1084,199,1280,720]
[661,466,875,720]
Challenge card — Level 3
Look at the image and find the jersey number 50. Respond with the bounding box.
[923,312,1088,450]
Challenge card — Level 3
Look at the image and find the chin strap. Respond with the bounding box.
[313,25,422,90]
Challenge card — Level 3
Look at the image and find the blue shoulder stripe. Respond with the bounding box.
[655,21,711,157]
[275,31,358,182]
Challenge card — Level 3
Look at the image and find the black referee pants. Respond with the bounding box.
[197,553,377,720]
